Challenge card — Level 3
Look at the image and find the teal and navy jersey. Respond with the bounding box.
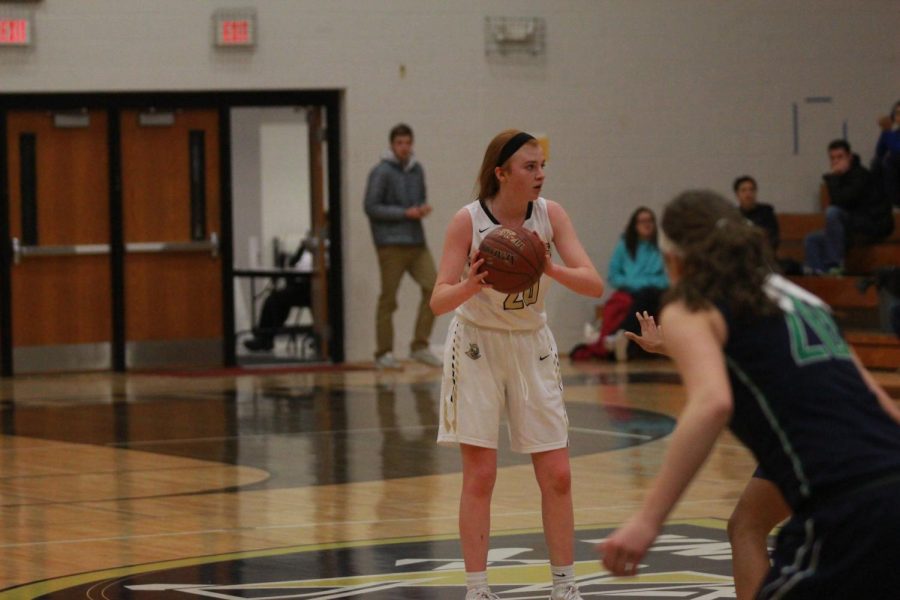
[722,275,900,511]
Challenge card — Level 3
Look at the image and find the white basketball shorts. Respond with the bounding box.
[436,316,568,453]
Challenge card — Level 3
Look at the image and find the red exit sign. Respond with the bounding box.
[219,20,251,45]
[213,10,256,48]
[0,18,31,46]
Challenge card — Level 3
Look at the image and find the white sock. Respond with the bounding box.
[466,570,489,592]
[551,563,575,588]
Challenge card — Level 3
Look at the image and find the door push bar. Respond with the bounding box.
[11,237,110,264]
[10,232,219,264]
[125,232,219,258]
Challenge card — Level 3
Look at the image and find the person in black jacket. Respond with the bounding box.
[804,139,894,275]
[733,176,779,252]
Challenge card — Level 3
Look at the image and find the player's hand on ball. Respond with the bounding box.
[466,251,490,289]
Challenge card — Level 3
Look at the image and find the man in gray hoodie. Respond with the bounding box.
[364,123,441,369]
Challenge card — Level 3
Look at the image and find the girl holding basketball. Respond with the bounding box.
[430,130,603,600]
[599,190,900,599]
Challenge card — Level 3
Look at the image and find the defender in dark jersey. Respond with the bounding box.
[599,190,900,599]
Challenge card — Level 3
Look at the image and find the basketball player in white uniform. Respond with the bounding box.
[431,130,604,600]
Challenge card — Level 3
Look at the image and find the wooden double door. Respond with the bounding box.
[4,108,223,373]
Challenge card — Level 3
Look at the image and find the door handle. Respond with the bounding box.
[125,231,219,258]
[11,238,111,264]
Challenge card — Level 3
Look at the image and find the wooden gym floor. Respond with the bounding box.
[0,359,897,599]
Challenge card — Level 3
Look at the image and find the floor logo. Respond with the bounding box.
[19,521,735,599]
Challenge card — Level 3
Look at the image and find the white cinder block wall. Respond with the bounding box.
[3,0,898,361]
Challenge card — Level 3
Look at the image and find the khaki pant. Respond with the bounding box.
[375,245,437,358]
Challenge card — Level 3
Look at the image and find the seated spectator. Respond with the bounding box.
[571,207,668,361]
[733,175,779,251]
[874,100,900,208]
[732,175,804,275]
[243,237,315,352]
[804,139,894,275]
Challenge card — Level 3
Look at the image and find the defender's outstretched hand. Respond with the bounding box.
[624,311,666,355]
[598,515,658,576]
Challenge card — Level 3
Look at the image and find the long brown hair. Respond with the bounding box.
[661,189,779,317]
[475,129,540,200]
[624,206,658,258]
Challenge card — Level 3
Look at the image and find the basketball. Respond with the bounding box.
[478,225,547,294]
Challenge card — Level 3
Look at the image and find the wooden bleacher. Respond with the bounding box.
[779,212,900,370]
[778,213,900,274]
[845,331,900,370]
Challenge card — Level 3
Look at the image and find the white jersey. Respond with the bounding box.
[455,197,553,331]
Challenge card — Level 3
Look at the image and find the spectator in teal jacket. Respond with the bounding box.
[576,207,668,362]
[608,208,669,293]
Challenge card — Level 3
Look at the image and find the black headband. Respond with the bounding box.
[496,132,535,167]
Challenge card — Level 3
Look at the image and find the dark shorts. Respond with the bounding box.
[757,478,900,599]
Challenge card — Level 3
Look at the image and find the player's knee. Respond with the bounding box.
[727,508,764,543]
[463,466,497,498]
[539,464,571,496]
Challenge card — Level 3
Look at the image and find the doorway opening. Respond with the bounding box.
[230,105,332,366]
